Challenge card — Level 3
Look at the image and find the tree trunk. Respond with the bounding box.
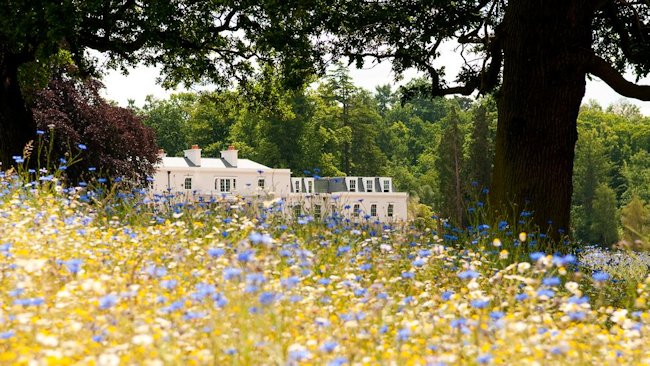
[0,51,35,168]
[490,0,593,245]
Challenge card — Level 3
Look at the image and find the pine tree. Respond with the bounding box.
[589,184,620,247]
[467,104,492,190]
[572,129,611,242]
[436,106,465,226]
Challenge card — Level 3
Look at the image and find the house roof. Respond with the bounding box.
[159,157,272,170]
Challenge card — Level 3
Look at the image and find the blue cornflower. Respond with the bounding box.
[161,299,185,313]
[246,273,266,285]
[489,311,504,320]
[471,299,490,309]
[418,249,431,257]
[237,249,255,262]
[477,353,493,364]
[213,293,228,308]
[529,252,545,261]
[249,232,272,244]
[536,289,555,298]
[401,271,415,279]
[259,291,278,305]
[552,254,576,266]
[281,276,301,290]
[192,283,216,301]
[397,327,411,341]
[592,271,611,282]
[457,270,479,280]
[441,291,454,301]
[160,279,177,290]
[567,296,589,304]
[223,267,242,281]
[207,248,225,258]
[337,245,351,255]
[288,349,311,362]
[412,258,426,267]
[542,277,561,286]
[146,265,167,278]
[359,263,372,271]
[515,293,529,301]
[78,143,87,150]
[0,330,15,340]
[569,311,586,321]
[320,341,338,353]
[328,357,348,366]
[98,294,118,309]
[450,318,467,329]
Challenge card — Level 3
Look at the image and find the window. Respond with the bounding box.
[314,204,321,219]
[293,205,302,217]
[258,178,265,189]
[294,180,300,192]
[383,179,390,192]
[366,179,373,192]
[353,204,360,217]
[387,203,394,217]
[370,204,377,217]
[217,178,235,193]
[349,179,356,192]
[307,180,313,193]
[184,177,192,190]
[222,179,230,192]
[331,204,336,215]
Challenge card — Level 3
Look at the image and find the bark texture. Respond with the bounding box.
[491,0,593,242]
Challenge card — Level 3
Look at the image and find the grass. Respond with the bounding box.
[1,169,650,365]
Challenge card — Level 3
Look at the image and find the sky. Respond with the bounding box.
[102,55,650,116]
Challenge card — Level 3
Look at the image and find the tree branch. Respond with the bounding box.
[587,53,650,101]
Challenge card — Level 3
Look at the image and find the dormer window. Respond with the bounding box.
[383,179,391,192]
[365,179,373,192]
[349,179,356,192]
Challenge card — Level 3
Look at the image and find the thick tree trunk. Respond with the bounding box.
[490,0,593,245]
[0,51,35,169]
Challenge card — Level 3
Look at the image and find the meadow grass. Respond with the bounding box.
[1,171,650,365]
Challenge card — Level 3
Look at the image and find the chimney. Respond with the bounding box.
[221,145,238,167]
[184,144,201,166]
[157,149,167,158]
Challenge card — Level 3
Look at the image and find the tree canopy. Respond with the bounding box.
[3,0,650,246]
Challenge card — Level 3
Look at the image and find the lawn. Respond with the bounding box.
[1,175,649,365]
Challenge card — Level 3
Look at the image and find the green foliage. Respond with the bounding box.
[436,105,467,226]
[620,195,650,246]
[571,103,650,247]
[589,184,620,247]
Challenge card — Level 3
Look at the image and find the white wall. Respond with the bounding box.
[285,192,408,222]
[152,168,292,197]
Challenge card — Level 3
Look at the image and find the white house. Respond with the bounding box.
[152,145,408,222]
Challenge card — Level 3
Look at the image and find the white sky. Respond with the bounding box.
[102,55,650,116]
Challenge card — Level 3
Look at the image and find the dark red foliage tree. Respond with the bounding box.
[32,71,159,184]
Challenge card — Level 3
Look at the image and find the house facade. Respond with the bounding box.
[152,145,408,222]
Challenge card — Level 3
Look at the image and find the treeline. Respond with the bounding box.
[137,65,650,247]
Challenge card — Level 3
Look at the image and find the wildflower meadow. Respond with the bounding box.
[1,169,650,365]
